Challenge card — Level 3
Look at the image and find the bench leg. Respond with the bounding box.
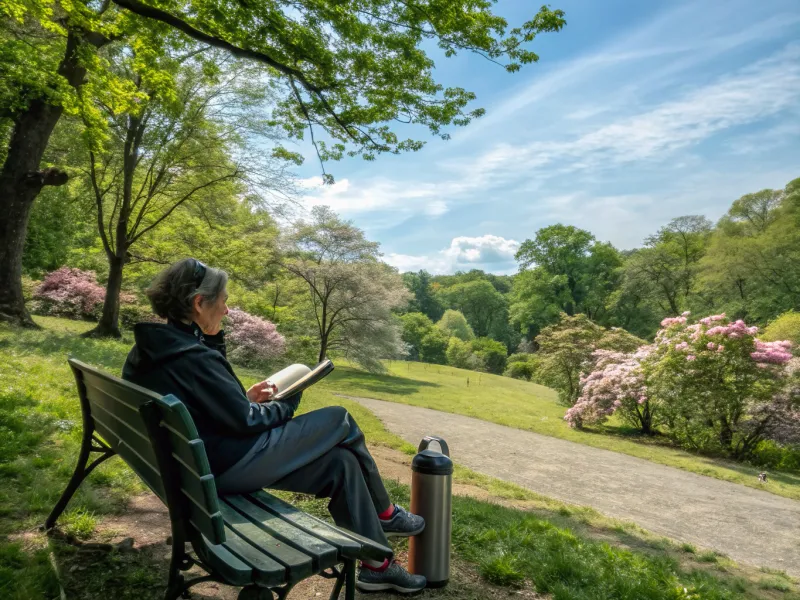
[45,432,114,530]
[344,559,356,600]
[328,568,345,600]
[327,559,356,600]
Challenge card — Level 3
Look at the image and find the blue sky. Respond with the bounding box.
[296,0,800,275]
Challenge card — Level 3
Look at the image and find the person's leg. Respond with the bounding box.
[267,446,390,547]
[217,406,392,512]
[328,408,392,513]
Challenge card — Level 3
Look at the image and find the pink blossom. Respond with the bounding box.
[661,316,687,327]
[707,342,716,350]
[699,313,726,325]
[681,311,691,317]
[687,355,696,361]
[717,345,724,353]
[750,340,793,364]
[225,308,286,366]
[32,267,105,319]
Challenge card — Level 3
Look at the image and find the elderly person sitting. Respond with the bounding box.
[123,258,426,594]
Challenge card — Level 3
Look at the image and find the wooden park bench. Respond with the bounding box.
[45,359,392,600]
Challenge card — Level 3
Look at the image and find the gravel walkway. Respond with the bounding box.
[344,396,800,576]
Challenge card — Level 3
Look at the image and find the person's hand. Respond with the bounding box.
[247,380,278,404]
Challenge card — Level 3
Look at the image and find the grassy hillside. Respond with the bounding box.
[320,360,800,501]
[0,316,797,599]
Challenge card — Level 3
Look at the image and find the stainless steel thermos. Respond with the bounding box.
[408,436,453,587]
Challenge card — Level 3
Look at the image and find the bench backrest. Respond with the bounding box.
[68,358,226,545]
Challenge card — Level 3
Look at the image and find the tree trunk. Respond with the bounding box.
[0,101,67,327]
[85,254,125,338]
[0,31,94,326]
[318,333,328,362]
[718,418,734,453]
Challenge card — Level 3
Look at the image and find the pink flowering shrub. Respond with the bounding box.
[648,313,794,457]
[31,267,105,320]
[567,313,799,459]
[565,347,654,432]
[224,308,286,368]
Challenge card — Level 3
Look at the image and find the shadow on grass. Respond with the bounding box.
[0,329,131,372]
[326,366,440,396]
[48,537,222,600]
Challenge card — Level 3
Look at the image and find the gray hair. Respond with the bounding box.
[146,258,228,322]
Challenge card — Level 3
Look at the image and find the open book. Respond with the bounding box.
[267,359,335,401]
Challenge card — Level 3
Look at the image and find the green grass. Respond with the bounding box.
[321,360,800,500]
[0,316,798,600]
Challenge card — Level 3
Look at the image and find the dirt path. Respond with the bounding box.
[345,396,800,576]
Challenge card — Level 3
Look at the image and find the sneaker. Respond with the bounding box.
[357,561,426,594]
[380,505,425,538]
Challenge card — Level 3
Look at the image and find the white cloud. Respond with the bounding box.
[385,235,520,275]
[455,44,800,184]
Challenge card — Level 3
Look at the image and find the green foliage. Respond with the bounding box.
[437,309,475,341]
[535,313,606,405]
[698,182,800,323]
[438,279,508,338]
[400,312,435,360]
[622,216,712,327]
[505,360,535,381]
[511,225,623,339]
[402,271,444,322]
[471,337,508,374]
[22,183,96,278]
[419,328,449,365]
[446,337,481,370]
[762,311,800,348]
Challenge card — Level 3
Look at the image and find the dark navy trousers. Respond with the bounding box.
[216,406,392,546]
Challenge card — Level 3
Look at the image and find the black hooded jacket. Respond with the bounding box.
[122,320,300,474]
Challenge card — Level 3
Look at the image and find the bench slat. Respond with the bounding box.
[87,391,159,465]
[162,427,213,482]
[220,527,287,587]
[194,535,253,587]
[223,496,338,570]
[93,420,166,500]
[248,491,392,562]
[218,503,314,581]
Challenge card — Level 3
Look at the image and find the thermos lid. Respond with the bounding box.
[412,449,453,475]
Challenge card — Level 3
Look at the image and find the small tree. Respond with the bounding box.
[437,309,474,341]
[283,207,410,371]
[535,314,605,405]
[471,337,508,374]
[565,347,653,432]
[446,337,474,370]
[400,312,435,361]
[536,313,646,405]
[420,329,449,365]
[505,360,535,381]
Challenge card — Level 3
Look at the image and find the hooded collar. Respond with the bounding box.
[129,320,207,364]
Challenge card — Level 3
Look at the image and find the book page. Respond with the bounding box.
[267,364,312,394]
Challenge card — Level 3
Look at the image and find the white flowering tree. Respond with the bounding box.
[282,207,410,372]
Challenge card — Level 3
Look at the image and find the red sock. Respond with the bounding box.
[378,504,395,520]
[361,559,390,572]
